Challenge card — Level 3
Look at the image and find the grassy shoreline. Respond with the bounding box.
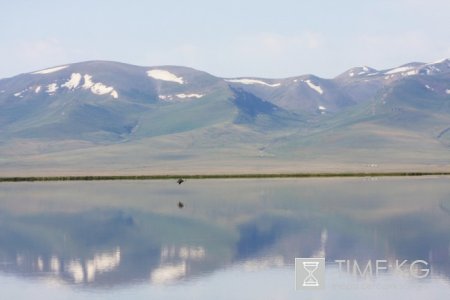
[1,172,450,182]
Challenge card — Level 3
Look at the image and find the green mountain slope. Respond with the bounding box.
[0,59,449,174]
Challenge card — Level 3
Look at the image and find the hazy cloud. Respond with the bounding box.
[234,32,324,55]
[355,31,450,69]
[0,38,76,76]
[0,1,449,79]
[16,38,71,73]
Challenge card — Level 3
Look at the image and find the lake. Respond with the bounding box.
[1,177,450,299]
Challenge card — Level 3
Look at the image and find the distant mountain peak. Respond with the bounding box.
[338,66,378,79]
[429,58,450,65]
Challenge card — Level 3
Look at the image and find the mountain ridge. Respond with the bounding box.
[0,58,449,175]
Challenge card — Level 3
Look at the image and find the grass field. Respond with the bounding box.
[1,171,450,182]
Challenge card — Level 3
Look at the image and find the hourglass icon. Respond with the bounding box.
[302,261,320,287]
[295,258,324,290]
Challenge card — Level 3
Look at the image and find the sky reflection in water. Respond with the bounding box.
[1,177,450,299]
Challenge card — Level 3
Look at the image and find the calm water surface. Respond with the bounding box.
[1,177,450,299]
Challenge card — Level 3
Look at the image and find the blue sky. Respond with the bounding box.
[1,0,449,79]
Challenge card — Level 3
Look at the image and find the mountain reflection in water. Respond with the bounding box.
[0,177,450,288]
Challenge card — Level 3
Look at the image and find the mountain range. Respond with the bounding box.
[1,59,449,175]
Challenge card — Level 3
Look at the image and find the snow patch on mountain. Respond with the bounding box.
[13,87,35,97]
[81,74,117,98]
[419,62,450,75]
[110,90,118,99]
[147,70,184,84]
[382,63,444,78]
[32,65,68,75]
[318,105,327,114]
[31,73,119,98]
[82,75,94,89]
[404,70,418,76]
[304,80,323,94]
[91,82,116,97]
[357,66,371,75]
[158,95,172,100]
[385,66,415,75]
[47,83,58,94]
[159,93,204,101]
[428,58,448,65]
[176,93,204,99]
[347,66,377,78]
[226,78,280,87]
[62,73,82,90]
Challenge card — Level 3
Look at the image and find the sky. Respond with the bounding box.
[1,0,449,79]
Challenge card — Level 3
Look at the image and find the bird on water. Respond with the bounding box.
[177,179,185,208]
